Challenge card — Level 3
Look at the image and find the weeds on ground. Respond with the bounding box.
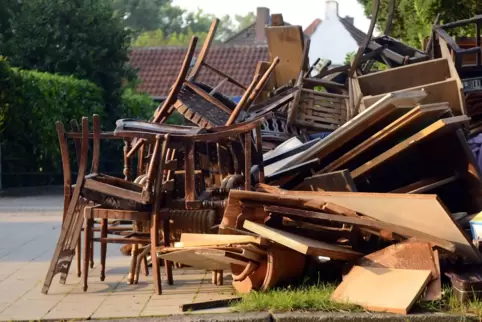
[231,283,363,313]
[232,284,482,317]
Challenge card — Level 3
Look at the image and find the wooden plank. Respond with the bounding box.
[362,78,464,116]
[265,26,304,87]
[180,298,242,312]
[351,115,470,178]
[390,175,459,194]
[178,234,268,247]
[243,220,362,260]
[331,266,432,314]
[157,249,248,270]
[438,37,467,115]
[264,205,455,253]
[221,190,481,262]
[278,90,428,171]
[297,170,357,192]
[357,58,451,96]
[323,103,450,172]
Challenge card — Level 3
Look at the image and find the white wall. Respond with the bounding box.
[308,1,359,66]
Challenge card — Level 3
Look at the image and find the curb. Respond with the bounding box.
[272,312,478,322]
[68,311,478,322]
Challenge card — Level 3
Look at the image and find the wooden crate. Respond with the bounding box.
[294,89,348,132]
[356,58,465,116]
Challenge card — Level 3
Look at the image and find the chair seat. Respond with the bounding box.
[81,189,151,211]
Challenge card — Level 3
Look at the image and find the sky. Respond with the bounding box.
[172,0,372,33]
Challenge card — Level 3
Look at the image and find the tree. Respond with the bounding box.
[358,0,482,49]
[5,0,135,119]
[131,9,256,47]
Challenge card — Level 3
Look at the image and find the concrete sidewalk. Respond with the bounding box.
[0,194,237,321]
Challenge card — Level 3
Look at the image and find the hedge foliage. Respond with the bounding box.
[0,57,156,188]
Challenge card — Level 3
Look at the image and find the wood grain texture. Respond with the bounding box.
[243,220,362,260]
[351,115,469,178]
[331,266,431,314]
[265,26,304,87]
[322,103,450,172]
[178,234,268,247]
[221,189,481,262]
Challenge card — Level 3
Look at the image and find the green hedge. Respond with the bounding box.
[0,58,157,188]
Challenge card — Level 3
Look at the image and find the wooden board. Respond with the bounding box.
[357,58,451,96]
[221,190,481,262]
[362,78,464,116]
[351,115,470,178]
[178,233,268,247]
[242,220,362,260]
[157,249,249,270]
[331,266,431,314]
[265,26,304,87]
[297,170,357,192]
[278,90,427,171]
[323,103,450,172]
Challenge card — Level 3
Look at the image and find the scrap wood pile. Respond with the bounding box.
[41,1,482,316]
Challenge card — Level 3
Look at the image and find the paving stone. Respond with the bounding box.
[91,294,151,318]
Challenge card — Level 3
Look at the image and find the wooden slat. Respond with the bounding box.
[390,175,459,194]
[178,233,268,247]
[243,220,362,260]
[351,115,470,178]
[322,103,450,172]
[221,189,481,261]
[278,90,427,170]
[264,205,455,252]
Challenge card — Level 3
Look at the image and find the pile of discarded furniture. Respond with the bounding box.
[40,5,482,316]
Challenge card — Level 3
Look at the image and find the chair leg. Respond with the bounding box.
[163,218,173,285]
[128,243,138,285]
[151,216,162,295]
[89,238,94,269]
[135,245,150,285]
[217,271,224,286]
[100,219,107,281]
[142,255,149,277]
[83,218,92,292]
[76,233,82,278]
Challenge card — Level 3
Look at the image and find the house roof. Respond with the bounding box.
[304,19,322,38]
[338,17,367,46]
[129,45,269,98]
[223,20,308,45]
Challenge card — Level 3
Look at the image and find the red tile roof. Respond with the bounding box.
[129,45,269,98]
[304,19,322,37]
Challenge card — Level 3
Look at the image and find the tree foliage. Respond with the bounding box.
[358,0,482,49]
[1,0,135,119]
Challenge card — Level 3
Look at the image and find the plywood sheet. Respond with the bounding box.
[221,190,481,262]
[331,266,431,314]
[266,26,304,87]
[243,220,362,260]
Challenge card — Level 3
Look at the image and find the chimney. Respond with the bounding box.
[255,7,270,43]
[325,0,339,20]
[344,15,354,25]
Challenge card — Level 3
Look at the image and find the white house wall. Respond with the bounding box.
[308,18,359,67]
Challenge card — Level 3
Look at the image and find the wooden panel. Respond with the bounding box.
[351,115,469,178]
[357,58,451,96]
[297,170,357,192]
[278,90,428,171]
[362,78,464,116]
[178,233,268,247]
[157,249,248,270]
[331,266,431,314]
[243,220,362,260]
[265,26,304,87]
[222,190,481,262]
[323,103,450,172]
